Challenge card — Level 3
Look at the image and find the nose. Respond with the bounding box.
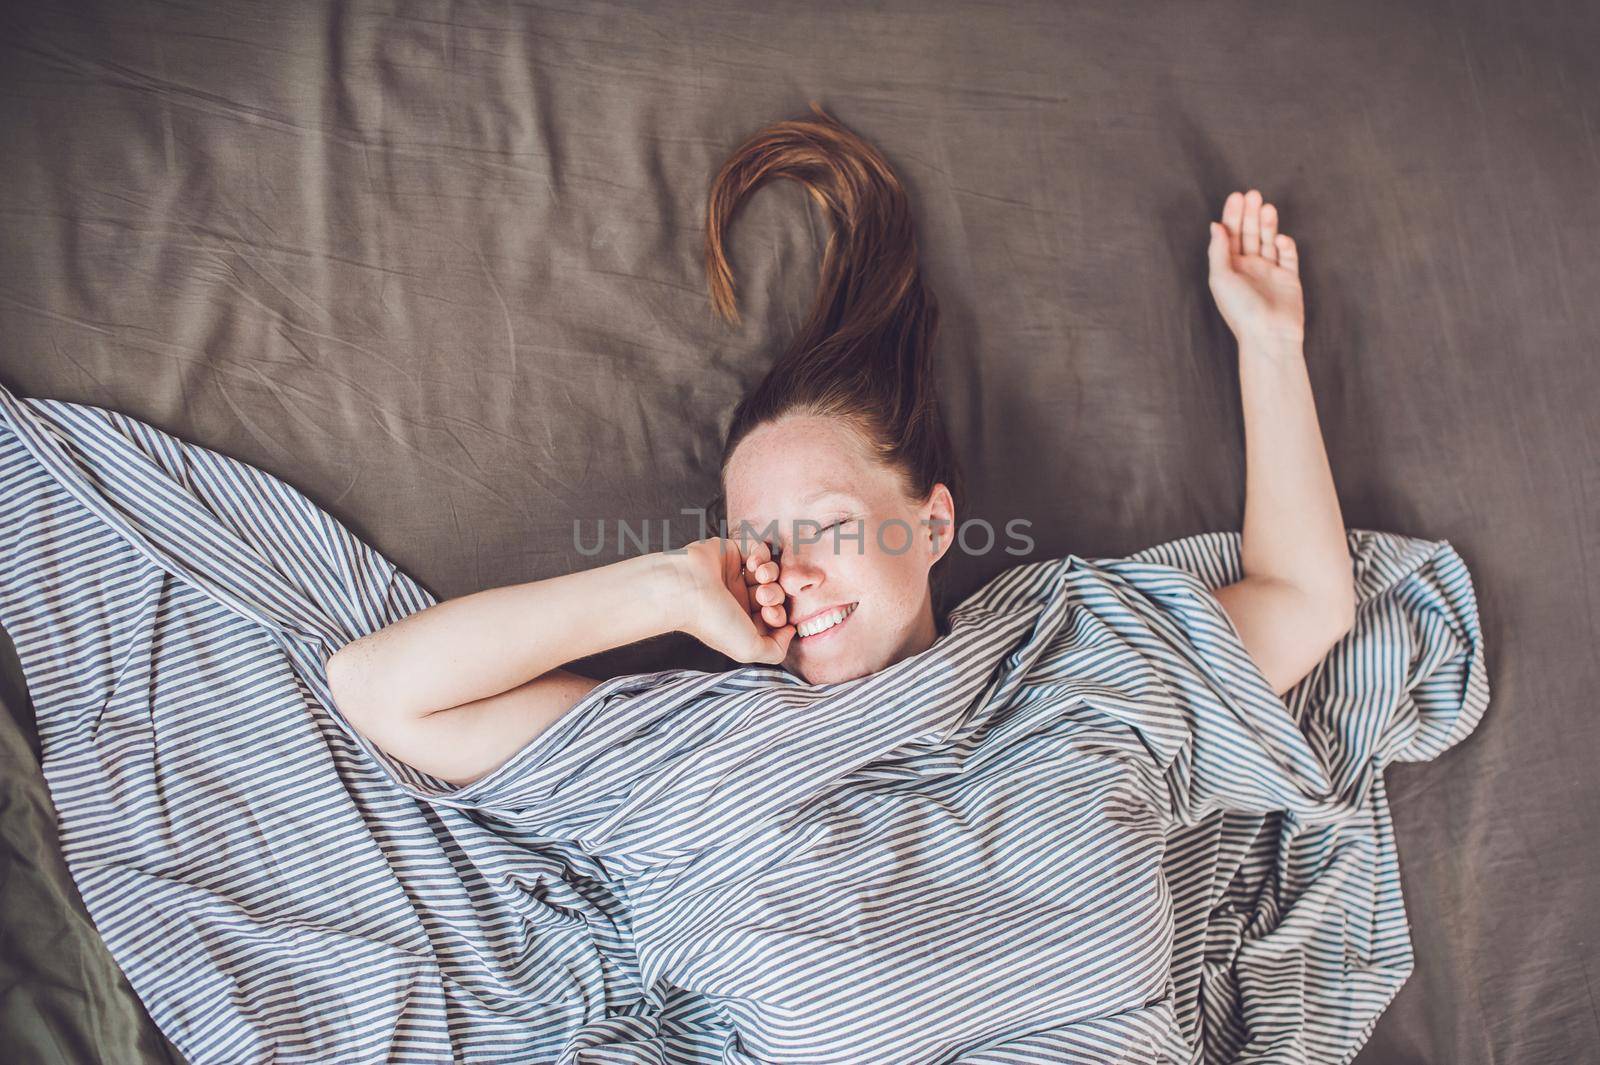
[777,553,822,597]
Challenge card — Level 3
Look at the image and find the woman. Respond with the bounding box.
[325,102,1344,790]
[0,104,1484,1064]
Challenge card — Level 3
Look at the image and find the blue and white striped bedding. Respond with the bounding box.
[0,378,1489,1064]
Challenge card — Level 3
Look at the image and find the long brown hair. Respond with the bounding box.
[701,100,965,625]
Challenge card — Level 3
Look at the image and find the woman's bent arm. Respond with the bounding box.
[325,551,687,723]
[1210,336,1357,697]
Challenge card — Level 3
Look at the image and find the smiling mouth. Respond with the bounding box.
[795,602,858,643]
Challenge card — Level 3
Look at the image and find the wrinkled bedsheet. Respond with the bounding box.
[0,377,1487,1062]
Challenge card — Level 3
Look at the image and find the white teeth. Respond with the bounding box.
[798,603,856,637]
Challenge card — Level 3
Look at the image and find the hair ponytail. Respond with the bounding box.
[703,101,965,626]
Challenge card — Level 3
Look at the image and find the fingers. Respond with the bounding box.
[741,539,781,585]
[1259,202,1279,264]
[1241,189,1261,257]
[1207,220,1230,273]
[1222,190,1244,258]
[744,560,779,584]
[1220,189,1294,270]
[1276,233,1298,275]
[742,544,787,626]
[756,624,796,664]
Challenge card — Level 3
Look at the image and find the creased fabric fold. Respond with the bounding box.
[0,380,1488,1064]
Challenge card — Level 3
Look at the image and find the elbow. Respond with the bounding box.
[1298,577,1356,638]
[1278,591,1356,700]
[1331,583,1357,634]
[325,642,422,729]
[1296,581,1357,676]
[324,647,368,724]
[1316,588,1357,670]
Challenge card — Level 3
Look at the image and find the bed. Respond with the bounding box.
[1,1,1594,1062]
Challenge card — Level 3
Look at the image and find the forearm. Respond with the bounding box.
[1234,338,1355,617]
[326,551,686,720]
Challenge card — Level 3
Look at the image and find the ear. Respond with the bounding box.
[922,482,956,565]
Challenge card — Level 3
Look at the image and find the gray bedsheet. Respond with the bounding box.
[1,1,1594,1062]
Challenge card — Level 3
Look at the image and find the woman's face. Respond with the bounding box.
[723,414,955,685]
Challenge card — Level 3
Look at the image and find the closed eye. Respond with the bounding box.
[769,519,847,562]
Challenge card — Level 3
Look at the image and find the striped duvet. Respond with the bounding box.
[0,379,1489,1064]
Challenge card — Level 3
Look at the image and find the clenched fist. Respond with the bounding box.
[669,536,796,665]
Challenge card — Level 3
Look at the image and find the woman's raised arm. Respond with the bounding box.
[1204,189,1356,698]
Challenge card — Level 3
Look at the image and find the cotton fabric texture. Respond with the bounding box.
[0,380,1488,1064]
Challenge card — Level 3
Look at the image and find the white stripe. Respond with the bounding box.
[0,380,1489,1064]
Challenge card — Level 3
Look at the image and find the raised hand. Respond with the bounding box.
[1207,189,1306,349]
[671,536,795,664]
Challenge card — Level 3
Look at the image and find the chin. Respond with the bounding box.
[793,655,874,686]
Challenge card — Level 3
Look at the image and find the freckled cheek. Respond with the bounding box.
[831,547,919,610]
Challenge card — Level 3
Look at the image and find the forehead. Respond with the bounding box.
[724,416,879,524]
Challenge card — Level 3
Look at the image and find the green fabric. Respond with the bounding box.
[0,632,185,1065]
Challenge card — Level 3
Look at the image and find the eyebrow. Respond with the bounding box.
[730,490,857,544]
